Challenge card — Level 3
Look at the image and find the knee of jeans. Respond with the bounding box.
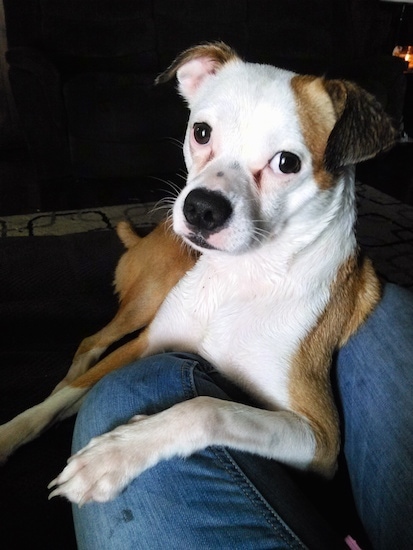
[72,357,156,449]
[72,352,205,452]
[72,371,131,451]
[77,353,173,415]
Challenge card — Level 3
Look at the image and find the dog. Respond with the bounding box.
[0,42,395,505]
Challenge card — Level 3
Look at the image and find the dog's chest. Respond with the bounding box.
[148,256,329,407]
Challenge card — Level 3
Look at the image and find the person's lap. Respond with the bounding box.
[72,284,413,549]
[72,353,346,549]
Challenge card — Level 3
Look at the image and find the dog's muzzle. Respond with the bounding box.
[183,188,233,234]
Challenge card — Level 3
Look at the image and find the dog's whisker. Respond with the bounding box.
[248,225,272,245]
[175,170,188,182]
[148,197,177,220]
[153,193,177,207]
[159,198,176,209]
[163,179,185,198]
[146,176,183,201]
[148,202,172,217]
[251,221,271,235]
[165,137,184,149]
[167,182,184,197]
[250,232,264,245]
[147,174,176,191]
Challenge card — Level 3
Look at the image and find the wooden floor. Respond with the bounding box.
[0,141,412,217]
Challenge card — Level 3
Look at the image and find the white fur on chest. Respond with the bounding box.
[144,232,345,409]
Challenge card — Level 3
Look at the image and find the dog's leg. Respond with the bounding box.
[0,331,150,462]
[52,220,197,394]
[48,396,324,504]
[0,385,88,463]
[52,305,149,394]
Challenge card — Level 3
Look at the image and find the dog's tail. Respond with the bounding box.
[116,221,142,249]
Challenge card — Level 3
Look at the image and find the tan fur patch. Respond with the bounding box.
[72,221,198,390]
[291,75,337,189]
[72,330,150,388]
[289,254,381,474]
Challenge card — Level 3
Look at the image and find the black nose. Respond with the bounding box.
[183,188,233,232]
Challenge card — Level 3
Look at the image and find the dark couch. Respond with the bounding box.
[3,0,407,199]
[0,1,410,548]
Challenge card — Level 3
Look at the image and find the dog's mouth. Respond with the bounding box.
[186,233,218,251]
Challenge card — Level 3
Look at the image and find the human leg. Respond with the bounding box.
[335,283,413,550]
[71,352,345,550]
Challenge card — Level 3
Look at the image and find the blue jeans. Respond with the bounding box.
[72,284,413,549]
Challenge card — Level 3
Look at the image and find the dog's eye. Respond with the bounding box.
[193,122,212,145]
[278,152,301,174]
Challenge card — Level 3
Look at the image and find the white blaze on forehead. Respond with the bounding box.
[186,62,308,169]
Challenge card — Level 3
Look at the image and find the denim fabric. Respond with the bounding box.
[72,353,345,549]
[72,284,413,549]
[335,283,413,550]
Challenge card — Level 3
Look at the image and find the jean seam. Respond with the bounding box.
[180,356,216,401]
[213,446,308,549]
[181,358,198,400]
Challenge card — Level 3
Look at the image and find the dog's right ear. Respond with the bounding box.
[155,42,239,103]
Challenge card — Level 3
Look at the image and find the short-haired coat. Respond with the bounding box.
[0,43,395,505]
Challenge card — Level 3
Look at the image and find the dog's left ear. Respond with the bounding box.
[155,41,239,103]
[323,79,397,172]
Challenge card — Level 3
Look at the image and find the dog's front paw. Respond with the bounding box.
[49,415,151,505]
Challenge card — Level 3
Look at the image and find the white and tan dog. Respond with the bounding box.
[0,42,395,505]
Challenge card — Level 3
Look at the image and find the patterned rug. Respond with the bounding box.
[1,183,412,288]
[355,183,413,288]
[0,201,165,238]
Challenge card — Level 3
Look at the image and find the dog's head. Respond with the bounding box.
[157,42,395,254]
